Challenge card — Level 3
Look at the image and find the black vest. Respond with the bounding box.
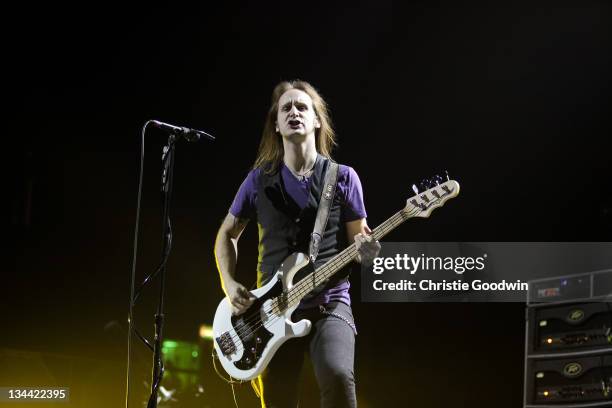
[255,155,348,288]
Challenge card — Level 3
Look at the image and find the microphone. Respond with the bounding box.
[150,120,215,142]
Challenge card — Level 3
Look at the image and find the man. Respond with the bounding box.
[214,80,380,407]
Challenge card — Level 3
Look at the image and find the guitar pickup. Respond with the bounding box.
[216,332,236,356]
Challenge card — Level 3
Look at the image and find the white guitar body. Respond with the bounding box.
[212,252,313,381]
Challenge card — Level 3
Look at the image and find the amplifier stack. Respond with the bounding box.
[524,269,612,407]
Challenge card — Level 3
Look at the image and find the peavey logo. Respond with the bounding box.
[563,362,583,378]
[567,309,585,323]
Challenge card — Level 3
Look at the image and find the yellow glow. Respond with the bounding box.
[547,338,553,344]
[199,324,214,340]
[543,391,549,397]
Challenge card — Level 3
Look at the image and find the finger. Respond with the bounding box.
[362,249,376,258]
[231,300,244,310]
[234,292,249,304]
[363,242,380,254]
[362,240,379,250]
[231,305,246,316]
[238,287,256,299]
[230,303,241,315]
[232,303,250,315]
[232,297,249,308]
[237,293,256,306]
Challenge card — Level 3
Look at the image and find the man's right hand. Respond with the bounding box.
[224,280,256,315]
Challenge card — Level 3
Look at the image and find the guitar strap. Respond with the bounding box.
[309,160,339,263]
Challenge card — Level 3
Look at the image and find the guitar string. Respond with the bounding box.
[219,211,410,358]
[283,211,409,305]
[220,206,422,352]
[267,208,415,315]
[285,193,450,306]
[221,207,418,355]
[218,210,419,356]
[223,182,459,346]
[224,202,431,350]
[228,209,411,341]
[260,188,451,323]
[222,201,434,351]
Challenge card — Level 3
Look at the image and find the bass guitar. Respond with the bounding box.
[213,177,460,380]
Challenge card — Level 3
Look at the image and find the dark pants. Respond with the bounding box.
[262,301,357,408]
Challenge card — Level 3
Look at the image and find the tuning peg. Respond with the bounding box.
[412,184,419,195]
[445,170,450,181]
[418,180,428,192]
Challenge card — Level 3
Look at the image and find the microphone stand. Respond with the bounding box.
[147,133,176,408]
[126,120,214,408]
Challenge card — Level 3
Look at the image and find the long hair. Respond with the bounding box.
[253,80,336,173]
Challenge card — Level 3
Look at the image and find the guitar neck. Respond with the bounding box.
[289,209,411,304]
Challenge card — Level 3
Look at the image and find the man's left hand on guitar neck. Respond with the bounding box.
[347,219,381,265]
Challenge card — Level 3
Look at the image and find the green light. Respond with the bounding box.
[163,340,179,348]
[192,351,199,358]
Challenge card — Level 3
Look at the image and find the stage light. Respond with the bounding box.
[199,324,213,340]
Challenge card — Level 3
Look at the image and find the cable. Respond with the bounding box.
[146,358,165,408]
[211,347,243,407]
[126,120,153,408]
[134,221,172,303]
[211,347,243,384]
[212,346,264,407]
[230,383,239,408]
[125,121,175,407]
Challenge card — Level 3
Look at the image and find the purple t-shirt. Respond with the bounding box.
[229,161,367,308]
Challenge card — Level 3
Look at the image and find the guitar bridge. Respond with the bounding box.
[216,332,236,356]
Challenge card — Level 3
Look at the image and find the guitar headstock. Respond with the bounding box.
[403,173,460,218]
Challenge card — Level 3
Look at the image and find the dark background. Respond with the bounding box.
[4,2,611,407]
